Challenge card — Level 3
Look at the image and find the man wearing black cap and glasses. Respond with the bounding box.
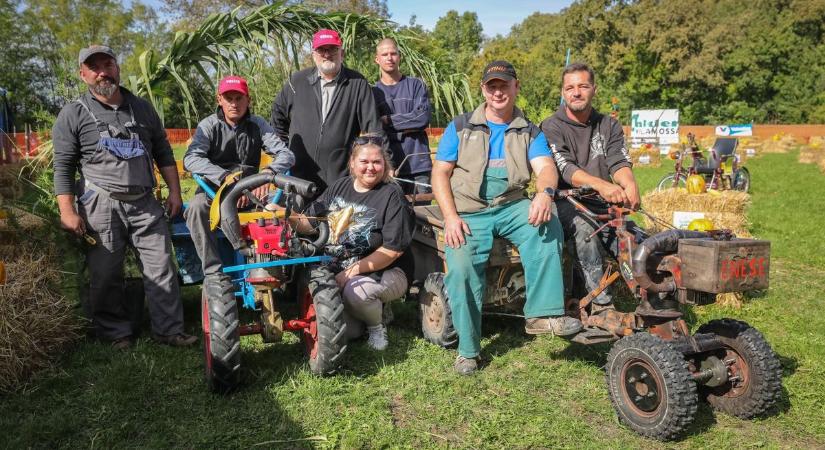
[52,45,196,350]
[431,60,582,375]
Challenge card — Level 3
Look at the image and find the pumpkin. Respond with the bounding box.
[686,174,707,194]
[688,218,715,232]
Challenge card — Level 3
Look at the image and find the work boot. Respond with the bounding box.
[525,316,583,337]
[110,336,134,351]
[454,355,479,376]
[151,332,198,347]
[366,324,388,351]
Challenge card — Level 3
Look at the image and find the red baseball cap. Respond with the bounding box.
[218,75,249,96]
[312,29,342,49]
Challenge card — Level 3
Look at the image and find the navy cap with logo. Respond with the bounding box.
[78,45,116,66]
[482,60,518,84]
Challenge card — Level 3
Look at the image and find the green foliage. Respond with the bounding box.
[130,2,474,128]
[473,0,825,125]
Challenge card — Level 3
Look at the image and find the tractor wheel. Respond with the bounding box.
[656,172,687,191]
[732,167,751,192]
[299,266,347,375]
[695,319,782,418]
[202,273,240,393]
[418,273,458,348]
[606,333,698,440]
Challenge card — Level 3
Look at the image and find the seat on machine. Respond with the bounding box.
[695,137,738,174]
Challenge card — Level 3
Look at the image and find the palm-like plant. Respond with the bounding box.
[128,2,475,127]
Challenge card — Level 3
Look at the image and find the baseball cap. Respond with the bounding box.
[312,29,343,49]
[218,75,249,96]
[482,60,518,84]
[78,45,116,66]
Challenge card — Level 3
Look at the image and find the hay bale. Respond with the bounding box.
[641,188,751,237]
[798,145,825,164]
[641,189,753,308]
[808,136,825,147]
[629,146,661,167]
[0,239,82,393]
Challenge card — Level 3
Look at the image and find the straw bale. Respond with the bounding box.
[0,240,83,392]
[798,145,825,164]
[641,188,751,237]
[819,157,825,173]
[629,147,661,168]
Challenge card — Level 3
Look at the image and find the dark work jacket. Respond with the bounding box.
[271,66,383,194]
[183,107,294,188]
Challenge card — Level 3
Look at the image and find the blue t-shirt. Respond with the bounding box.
[435,120,552,163]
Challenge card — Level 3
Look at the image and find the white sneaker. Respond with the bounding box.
[366,324,388,351]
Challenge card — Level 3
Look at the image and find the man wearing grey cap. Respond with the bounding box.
[52,45,196,350]
[431,60,581,375]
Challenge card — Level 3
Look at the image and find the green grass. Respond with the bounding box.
[2,151,824,449]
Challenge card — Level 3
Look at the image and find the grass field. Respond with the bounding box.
[3,150,824,449]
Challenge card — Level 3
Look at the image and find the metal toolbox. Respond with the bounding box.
[678,238,770,293]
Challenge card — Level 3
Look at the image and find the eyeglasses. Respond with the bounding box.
[353,135,385,146]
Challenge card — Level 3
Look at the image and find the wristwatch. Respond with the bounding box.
[541,186,556,199]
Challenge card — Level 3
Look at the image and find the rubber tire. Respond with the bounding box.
[202,273,240,393]
[304,266,348,375]
[418,272,458,348]
[732,167,751,193]
[606,333,698,441]
[695,319,782,418]
[657,172,688,191]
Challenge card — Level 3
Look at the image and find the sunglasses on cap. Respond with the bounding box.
[353,135,386,146]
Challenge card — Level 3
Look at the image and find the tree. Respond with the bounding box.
[431,10,483,76]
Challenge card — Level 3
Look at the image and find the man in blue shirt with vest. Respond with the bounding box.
[431,61,582,375]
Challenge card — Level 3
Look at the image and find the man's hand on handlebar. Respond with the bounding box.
[595,181,629,206]
[444,215,471,248]
[624,183,641,210]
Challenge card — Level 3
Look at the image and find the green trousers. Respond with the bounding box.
[444,199,565,358]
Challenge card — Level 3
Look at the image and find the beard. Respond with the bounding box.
[90,77,119,97]
[566,99,590,112]
[317,60,340,76]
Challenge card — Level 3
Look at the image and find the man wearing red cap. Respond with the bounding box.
[184,75,294,277]
[271,28,382,194]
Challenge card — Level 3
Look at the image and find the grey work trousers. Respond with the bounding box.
[183,192,223,276]
[555,200,618,305]
[342,267,408,340]
[78,189,183,340]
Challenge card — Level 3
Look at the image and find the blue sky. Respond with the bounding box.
[385,0,573,37]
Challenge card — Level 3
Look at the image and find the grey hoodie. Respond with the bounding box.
[540,107,632,189]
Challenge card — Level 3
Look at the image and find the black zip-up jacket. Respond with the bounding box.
[271,66,383,194]
[540,107,632,189]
